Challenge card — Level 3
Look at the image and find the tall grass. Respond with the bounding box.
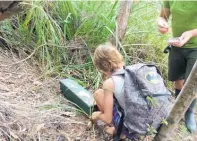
[124,1,172,88]
[0,1,171,89]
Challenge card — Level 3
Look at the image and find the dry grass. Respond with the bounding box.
[0,47,197,141]
[0,48,103,141]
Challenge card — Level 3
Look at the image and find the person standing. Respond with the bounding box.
[157,1,197,133]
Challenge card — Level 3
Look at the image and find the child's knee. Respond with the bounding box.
[93,89,104,98]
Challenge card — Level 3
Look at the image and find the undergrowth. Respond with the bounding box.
[0,1,171,89]
[0,1,195,140]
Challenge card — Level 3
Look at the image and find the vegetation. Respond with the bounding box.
[0,0,172,89]
[0,1,196,140]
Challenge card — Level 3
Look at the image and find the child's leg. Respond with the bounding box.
[94,89,116,136]
[104,126,115,135]
[94,89,118,137]
[104,126,126,139]
[93,89,104,113]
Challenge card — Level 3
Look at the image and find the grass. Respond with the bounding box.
[0,1,195,140]
[0,1,172,95]
[124,1,172,88]
[0,0,174,98]
[0,0,173,93]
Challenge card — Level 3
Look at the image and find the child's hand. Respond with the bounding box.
[157,17,169,34]
[91,111,102,122]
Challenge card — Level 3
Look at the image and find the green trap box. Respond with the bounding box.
[60,78,95,115]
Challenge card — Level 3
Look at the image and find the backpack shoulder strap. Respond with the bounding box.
[113,96,124,141]
[112,68,125,141]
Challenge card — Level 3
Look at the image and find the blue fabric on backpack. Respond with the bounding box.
[113,103,138,140]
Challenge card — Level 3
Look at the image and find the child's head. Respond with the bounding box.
[93,42,124,75]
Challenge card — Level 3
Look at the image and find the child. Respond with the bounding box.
[92,43,172,140]
[91,42,126,137]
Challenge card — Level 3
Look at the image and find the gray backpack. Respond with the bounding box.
[112,63,171,138]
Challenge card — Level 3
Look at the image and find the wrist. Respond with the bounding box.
[191,29,197,37]
[97,111,102,119]
[158,17,167,22]
[92,111,102,121]
[157,17,169,30]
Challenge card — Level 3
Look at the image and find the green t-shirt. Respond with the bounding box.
[163,1,197,48]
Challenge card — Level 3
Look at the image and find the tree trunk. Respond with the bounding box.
[110,1,133,46]
[154,61,197,141]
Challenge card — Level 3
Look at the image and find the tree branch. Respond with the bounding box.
[154,61,197,141]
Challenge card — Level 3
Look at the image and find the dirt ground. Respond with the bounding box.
[0,48,106,141]
[0,48,197,141]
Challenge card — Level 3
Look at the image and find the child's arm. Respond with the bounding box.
[92,78,114,124]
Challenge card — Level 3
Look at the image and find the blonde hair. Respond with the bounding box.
[93,42,124,73]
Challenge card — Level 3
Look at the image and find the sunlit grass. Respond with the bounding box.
[0,1,171,89]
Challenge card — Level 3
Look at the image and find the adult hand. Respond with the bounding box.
[91,111,102,122]
[172,31,193,47]
[157,17,169,34]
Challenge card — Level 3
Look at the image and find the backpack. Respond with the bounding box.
[112,63,171,140]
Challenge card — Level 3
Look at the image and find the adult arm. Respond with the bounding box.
[157,1,171,34]
[174,29,197,47]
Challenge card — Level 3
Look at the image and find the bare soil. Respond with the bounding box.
[0,48,103,141]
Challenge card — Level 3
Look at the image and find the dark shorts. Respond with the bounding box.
[168,47,197,81]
